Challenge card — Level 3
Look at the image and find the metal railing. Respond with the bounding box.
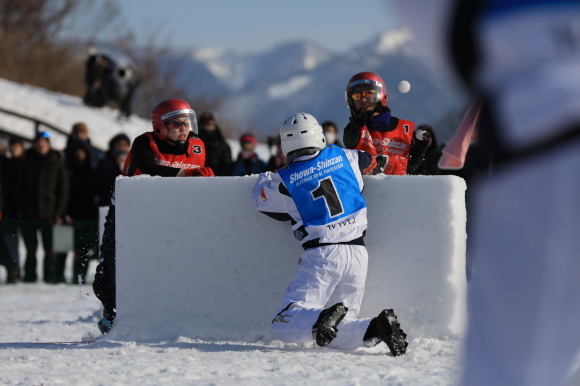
[0,105,70,144]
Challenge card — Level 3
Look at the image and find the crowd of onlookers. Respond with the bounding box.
[0,123,130,285]
[0,110,450,285]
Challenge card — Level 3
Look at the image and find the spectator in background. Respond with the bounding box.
[116,64,140,119]
[83,49,140,119]
[266,136,286,172]
[8,137,24,158]
[84,50,115,109]
[96,133,131,207]
[197,111,233,176]
[65,141,99,284]
[0,143,7,279]
[65,122,104,170]
[343,72,430,175]
[14,132,68,283]
[321,120,344,148]
[0,138,25,283]
[409,125,442,176]
[232,133,266,176]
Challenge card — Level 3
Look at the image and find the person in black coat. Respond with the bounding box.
[84,51,116,108]
[197,112,233,176]
[96,133,131,207]
[14,132,69,283]
[232,133,266,176]
[0,138,25,283]
[65,141,99,284]
[64,122,104,170]
[409,125,443,176]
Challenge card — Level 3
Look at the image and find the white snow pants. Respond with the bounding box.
[270,244,373,350]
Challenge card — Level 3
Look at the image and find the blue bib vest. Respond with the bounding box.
[278,146,366,228]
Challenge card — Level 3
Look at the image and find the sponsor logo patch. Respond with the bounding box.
[260,188,268,202]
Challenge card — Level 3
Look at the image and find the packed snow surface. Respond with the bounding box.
[0,284,462,385]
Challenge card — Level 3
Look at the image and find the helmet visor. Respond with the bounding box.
[163,112,198,135]
[347,84,382,104]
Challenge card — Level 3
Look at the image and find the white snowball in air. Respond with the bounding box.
[398,80,411,94]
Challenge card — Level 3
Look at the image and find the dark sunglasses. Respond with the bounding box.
[164,119,192,130]
[350,89,376,101]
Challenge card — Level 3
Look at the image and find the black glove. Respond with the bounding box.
[350,110,372,127]
[370,155,388,175]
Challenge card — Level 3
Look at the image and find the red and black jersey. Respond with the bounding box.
[123,132,206,177]
[352,118,415,175]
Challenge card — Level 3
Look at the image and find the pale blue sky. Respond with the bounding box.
[106,0,397,53]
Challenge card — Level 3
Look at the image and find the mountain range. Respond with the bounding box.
[169,27,468,143]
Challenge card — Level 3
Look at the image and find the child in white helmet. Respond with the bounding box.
[252,112,408,355]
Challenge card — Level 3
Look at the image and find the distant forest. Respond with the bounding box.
[0,0,216,118]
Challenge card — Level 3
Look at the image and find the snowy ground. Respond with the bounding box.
[0,280,463,385]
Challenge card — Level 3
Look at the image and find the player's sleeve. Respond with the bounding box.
[252,171,294,222]
[355,150,372,172]
[343,148,372,172]
[131,135,180,177]
[344,149,371,191]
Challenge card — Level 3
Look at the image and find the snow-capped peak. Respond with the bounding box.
[373,27,416,55]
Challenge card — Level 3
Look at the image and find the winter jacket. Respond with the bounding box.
[232,153,266,176]
[123,132,207,177]
[66,144,99,221]
[64,137,104,170]
[96,150,124,207]
[198,127,233,176]
[15,148,69,220]
[0,155,23,218]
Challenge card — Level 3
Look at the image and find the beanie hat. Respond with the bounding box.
[199,111,215,123]
[240,133,256,145]
[34,131,51,142]
[109,133,131,149]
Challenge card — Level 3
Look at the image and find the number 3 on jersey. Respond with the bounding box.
[311,177,344,218]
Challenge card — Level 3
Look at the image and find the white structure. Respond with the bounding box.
[105,175,467,343]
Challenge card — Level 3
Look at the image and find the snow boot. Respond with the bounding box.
[363,308,408,356]
[312,303,348,347]
[98,310,115,334]
[7,270,20,284]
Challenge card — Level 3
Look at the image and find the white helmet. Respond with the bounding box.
[280,113,326,157]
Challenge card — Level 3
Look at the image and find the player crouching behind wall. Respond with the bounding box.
[252,113,408,356]
[94,99,214,334]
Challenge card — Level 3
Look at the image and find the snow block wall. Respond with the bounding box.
[106,175,467,343]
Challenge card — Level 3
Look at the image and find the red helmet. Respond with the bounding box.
[345,72,388,111]
[151,99,198,141]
